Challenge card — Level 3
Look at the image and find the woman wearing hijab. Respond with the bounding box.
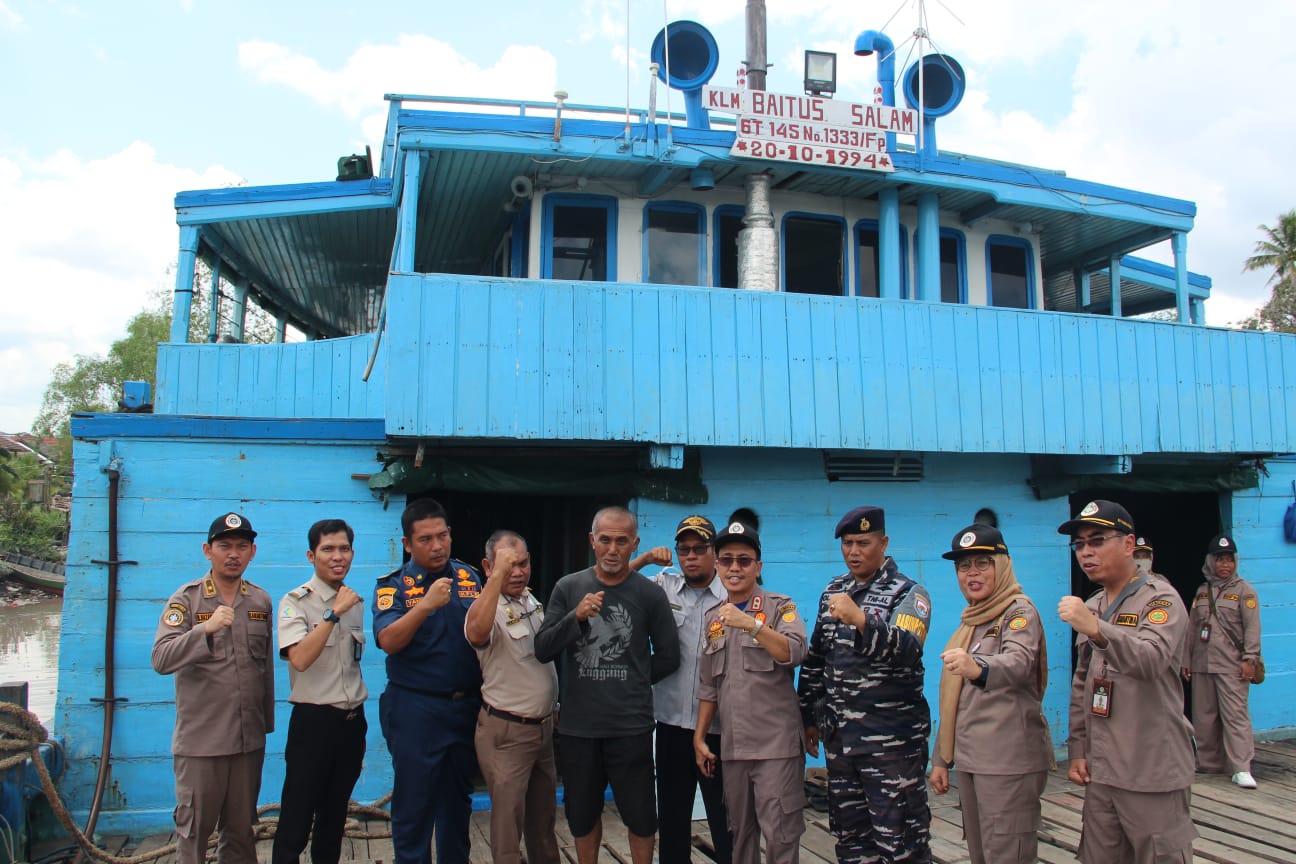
[1185,534,1262,788]
[928,524,1052,864]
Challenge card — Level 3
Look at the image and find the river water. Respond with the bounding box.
[0,584,62,730]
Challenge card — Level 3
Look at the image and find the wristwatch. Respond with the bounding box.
[322,609,341,624]
[749,619,765,638]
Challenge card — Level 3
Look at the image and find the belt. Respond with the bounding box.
[484,703,548,726]
[393,683,481,701]
[292,703,365,721]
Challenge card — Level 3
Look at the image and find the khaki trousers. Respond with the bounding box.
[957,770,1046,864]
[474,707,560,864]
[1078,783,1195,864]
[722,757,805,864]
[1192,671,1254,774]
[173,749,265,864]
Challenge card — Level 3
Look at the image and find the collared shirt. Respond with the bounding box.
[372,558,484,693]
[471,588,558,719]
[277,574,368,710]
[652,567,727,730]
[151,572,275,757]
[1188,574,1262,671]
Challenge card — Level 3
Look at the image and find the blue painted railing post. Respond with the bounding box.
[1075,267,1091,312]
[230,276,249,341]
[879,187,901,299]
[1109,255,1122,317]
[274,316,287,344]
[1191,298,1205,324]
[1172,231,1190,322]
[917,192,939,302]
[169,226,199,344]
[395,152,422,272]
[206,258,222,343]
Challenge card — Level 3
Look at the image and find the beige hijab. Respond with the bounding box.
[935,554,1047,766]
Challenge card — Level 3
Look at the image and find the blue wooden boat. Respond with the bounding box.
[55,18,1296,835]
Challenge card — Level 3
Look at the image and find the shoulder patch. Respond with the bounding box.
[1245,596,1258,609]
[913,594,930,619]
[376,586,398,611]
[1007,615,1028,631]
[1115,613,1139,627]
[1146,598,1173,609]
[163,604,186,627]
[1146,608,1169,625]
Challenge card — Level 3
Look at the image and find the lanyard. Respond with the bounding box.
[1099,575,1146,623]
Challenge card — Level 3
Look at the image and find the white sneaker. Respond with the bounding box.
[1232,771,1258,789]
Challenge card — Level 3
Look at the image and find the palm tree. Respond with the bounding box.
[1238,210,1296,333]
[1243,210,1296,288]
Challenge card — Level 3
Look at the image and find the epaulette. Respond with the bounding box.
[288,583,312,600]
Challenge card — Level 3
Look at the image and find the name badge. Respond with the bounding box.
[1090,677,1113,717]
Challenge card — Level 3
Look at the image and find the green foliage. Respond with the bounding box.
[0,454,65,559]
[1238,209,1296,333]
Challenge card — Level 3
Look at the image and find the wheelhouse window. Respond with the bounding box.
[644,203,704,285]
[713,205,744,288]
[855,220,909,298]
[542,195,617,281]
[939,228,966,304]
[986,235,1034,309]
[784,214,845,296]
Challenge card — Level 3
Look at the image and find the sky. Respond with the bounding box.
[2,0,1294,433]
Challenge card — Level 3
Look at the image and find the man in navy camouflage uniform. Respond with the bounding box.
[798,506,933,864]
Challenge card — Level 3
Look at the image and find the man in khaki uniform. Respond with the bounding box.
[928,524,1051,864]
[272,519,368,864]
[1184,534,1262,788]
[464,531,560,864]
[1057,500,1196,864]
[695,521,807,864]
[152,512,275,864]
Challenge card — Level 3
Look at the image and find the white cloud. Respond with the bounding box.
[0,143,241,432]
[0,1,21,29]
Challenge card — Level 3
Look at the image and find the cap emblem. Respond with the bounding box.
[1080,501,1099,517]
[225,513,243,528]
[959,531,976,548]
[727,522,745,534]
[859,517,871,531]
[1219,537,1229,547]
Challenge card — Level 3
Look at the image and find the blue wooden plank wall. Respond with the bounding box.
[60,435,400,834]
[1230,455,1296,732]
[384,273,1296,455]
[154,334,385,418]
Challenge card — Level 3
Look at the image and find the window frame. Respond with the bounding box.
[781,211,848,296]
[712,204,745,289]
[540,193,619,281]
[985,234,1036,309]
[642,201,706,286]
[853,218,910,299]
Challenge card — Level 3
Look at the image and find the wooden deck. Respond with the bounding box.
[94,739,1296,863]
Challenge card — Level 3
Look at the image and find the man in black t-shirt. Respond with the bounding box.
[535,506,680,864]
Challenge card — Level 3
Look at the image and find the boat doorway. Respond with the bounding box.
[405,490,614,603]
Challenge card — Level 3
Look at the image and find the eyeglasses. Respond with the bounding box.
[717,555,756,569]
[1068,533,1123,552]
[675,544,711,557]
[955,556,994,573]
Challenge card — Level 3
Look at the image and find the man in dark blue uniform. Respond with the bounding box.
[797,505,933,864]
[373,498,484,864]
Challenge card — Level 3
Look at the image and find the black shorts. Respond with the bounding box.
[557,731,657,838]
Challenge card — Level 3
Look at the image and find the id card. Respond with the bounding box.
[1199,623,1211,643]
[1090,677,1113,717]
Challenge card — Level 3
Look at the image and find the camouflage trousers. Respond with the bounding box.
[824,742,931,864]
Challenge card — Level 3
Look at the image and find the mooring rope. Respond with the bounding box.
[0,703,392,863]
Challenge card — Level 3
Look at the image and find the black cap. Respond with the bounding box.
[1057,500,1134,536]
[207,512,257,543]
[835,506,885,538]
[1208,534,1238,555]
[714,521,760,555]
[941,524,1008,560]
[674,515,716,542]
[1134,536,1154,553]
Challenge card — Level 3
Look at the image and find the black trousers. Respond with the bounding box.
[655,722,732,864]
[271,703,368,864]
